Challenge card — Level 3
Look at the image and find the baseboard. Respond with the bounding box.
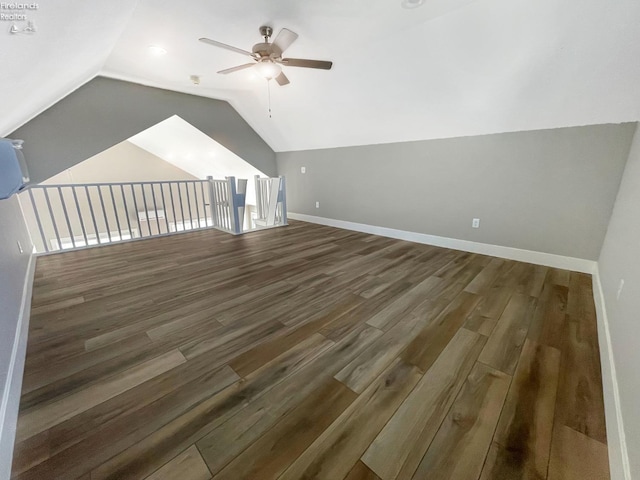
[289,213,597,273]
[592,267,631,480]
[0,253,36,479]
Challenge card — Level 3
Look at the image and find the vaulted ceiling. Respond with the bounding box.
[2,0,639,151]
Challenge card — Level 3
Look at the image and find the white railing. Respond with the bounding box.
[20,177,244,254]
[254,175,287,227]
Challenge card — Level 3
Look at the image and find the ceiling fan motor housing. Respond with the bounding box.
[252,42,280,58]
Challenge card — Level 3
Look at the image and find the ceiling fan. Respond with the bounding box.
[199,26,333,86]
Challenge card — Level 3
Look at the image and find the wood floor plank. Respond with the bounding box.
[196,325,384,475]
[556,273,607,444]
[546,267,571,287]
[211,378,357,479]
[15,349,186,443]
[478,293,537,375]
[279,358,422,480]
[335,312,424,393]
[228,293,362,377]
[527,282,568,351]
[89,333,334,480]
[365,276,442,330]
[464,257,506,295]
[411,362,510,480]
[362,328,486,480]
[463,311,497,337]
[344,461,383,480]
[21,332,154,398]
[401,291,481,372]
[547,426,610,480]
[479,339,560,480]
[179,318,284,361]
[14,365,240,480]
[319,280,412,342]
[145,445,211,480]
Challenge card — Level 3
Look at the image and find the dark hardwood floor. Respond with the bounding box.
[12,220,610,479]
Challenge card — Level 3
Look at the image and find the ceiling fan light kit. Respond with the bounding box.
[198,25,333,86]
[255,60,282,80]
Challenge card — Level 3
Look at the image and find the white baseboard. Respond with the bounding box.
[289,213,597,273]
[0,253,36,479]
[592,267,631,480]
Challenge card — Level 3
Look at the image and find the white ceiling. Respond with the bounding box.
[128,115,266,180]
[0,0,139,137]
[3,0,640,152]
[128,115,266,204]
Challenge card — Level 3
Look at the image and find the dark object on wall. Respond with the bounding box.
[0,138,30,200]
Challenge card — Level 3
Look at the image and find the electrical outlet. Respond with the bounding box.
[472,218,480,228]
[315,201,320,208]
[17,241,23,254]
[617,279,625,300]
[301,167,306,174]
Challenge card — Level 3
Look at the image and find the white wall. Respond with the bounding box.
[598,123,640,480]
[278,123,635,260]
[0,195,33,478]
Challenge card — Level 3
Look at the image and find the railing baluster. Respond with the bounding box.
[108,185,123,242]
[150,183,162,234]
[215,183,223,229]
[185,182,194,230]
[85,186,100,245]
[140,183,151,237]
[130,184,142,238]
[192,182,201,228]
[120,185,133,240]
[200,182,209,227]
[168,182,178,233]
[43,188,62,251]
[71,186,89,247]
[177,182,186,231]
[159,183,171,233]
[97,185,112,243]
[28,188,49,253]
[58,186,76,249]
[280,176,288,225]
[222,183,229,230]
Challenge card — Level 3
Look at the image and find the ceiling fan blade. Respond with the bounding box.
[217,63,255,74]
[274,71,290,86]
[199,37,254,57]
[272,28,298,54]
[281,58,333,70]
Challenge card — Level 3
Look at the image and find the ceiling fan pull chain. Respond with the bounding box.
[268,79,272,119]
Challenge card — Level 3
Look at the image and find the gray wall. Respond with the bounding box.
[11,77,277,183]
[277,123,636,260]
[598,124,640,479]
[0,195,33,478]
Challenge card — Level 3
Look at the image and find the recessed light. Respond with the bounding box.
[401,0,425,8]
[148,45,167,56]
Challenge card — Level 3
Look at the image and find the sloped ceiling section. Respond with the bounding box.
[2,0,639,152]
[128,115,267,181]
[102,0,640,151]
[0,0,140,136]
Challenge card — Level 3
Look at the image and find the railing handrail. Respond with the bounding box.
[27,179,208,189]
